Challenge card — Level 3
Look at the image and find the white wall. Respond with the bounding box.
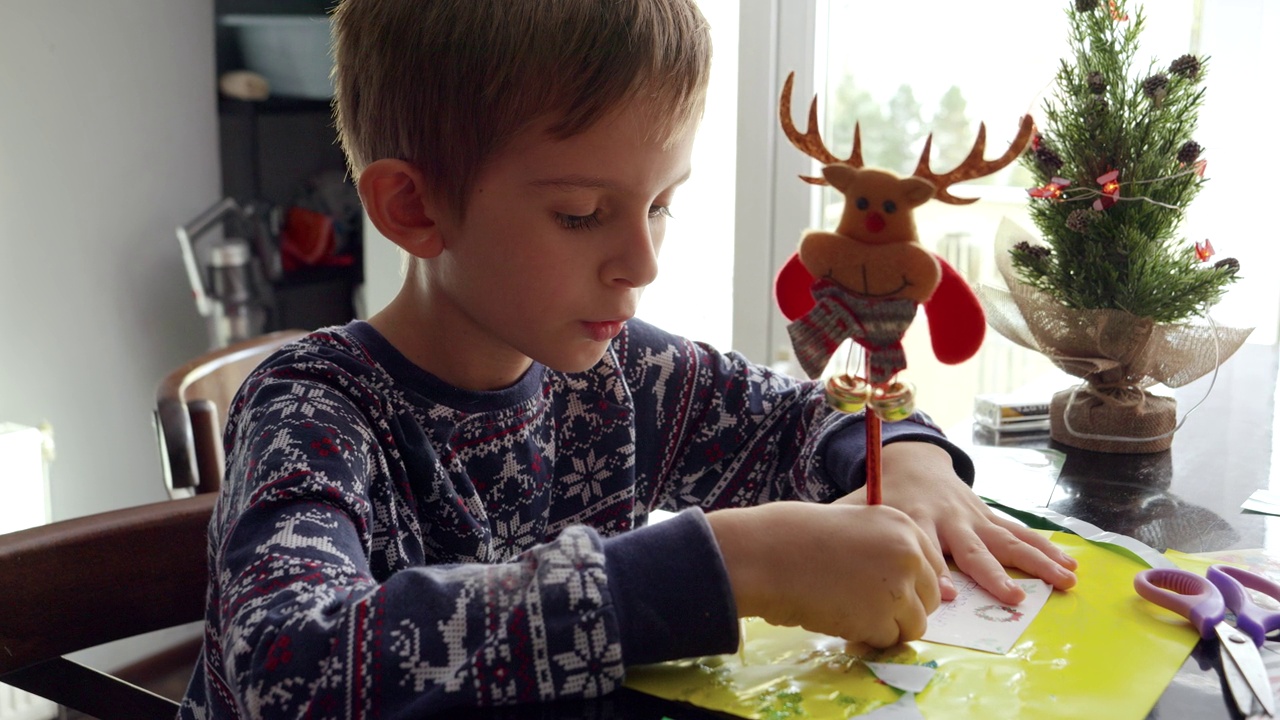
[0,1,219,520]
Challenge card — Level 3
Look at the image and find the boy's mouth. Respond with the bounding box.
[582,320,626,342]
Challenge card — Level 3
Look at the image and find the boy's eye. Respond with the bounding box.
[556,211,603,231]
[648,205,673,220]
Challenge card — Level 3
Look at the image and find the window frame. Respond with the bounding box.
[731,0,819,365]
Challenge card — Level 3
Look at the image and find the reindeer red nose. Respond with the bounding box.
[865,211,886,233]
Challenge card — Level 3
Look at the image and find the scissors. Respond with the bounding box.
[1135,565,1280,718]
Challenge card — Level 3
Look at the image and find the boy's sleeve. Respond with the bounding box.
[199,374,738,718]
[618,319,973,509]
[817,411,977,494]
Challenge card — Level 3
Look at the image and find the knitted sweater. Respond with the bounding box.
[179,319,970,718]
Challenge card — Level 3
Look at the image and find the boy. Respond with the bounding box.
[181,0,1077,716]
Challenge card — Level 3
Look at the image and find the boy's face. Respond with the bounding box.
[423,97,696,387]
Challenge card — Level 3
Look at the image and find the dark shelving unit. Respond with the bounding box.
[215,3,360,332]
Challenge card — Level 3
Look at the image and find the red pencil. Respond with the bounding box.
[866,408,882,504]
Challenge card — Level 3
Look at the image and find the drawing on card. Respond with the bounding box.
[922,571,1052,654]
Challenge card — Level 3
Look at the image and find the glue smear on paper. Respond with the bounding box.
[923,571,1052,654]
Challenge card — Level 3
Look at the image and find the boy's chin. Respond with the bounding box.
[539,345,611,374]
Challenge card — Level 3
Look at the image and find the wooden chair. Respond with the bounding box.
[155,329,307,497]
[0,493,217,720]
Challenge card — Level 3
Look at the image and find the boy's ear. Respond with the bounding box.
[358,159,446,258]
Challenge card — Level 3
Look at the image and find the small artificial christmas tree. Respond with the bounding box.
[981,0,1252,453]
[1012,0,1238,322]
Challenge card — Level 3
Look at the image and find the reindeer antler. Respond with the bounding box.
[779,71,862,186]
[913,115,1036,205]
[780,71,1035,200]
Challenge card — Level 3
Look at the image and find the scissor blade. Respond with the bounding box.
[1216,623,1276,717]
[1222,646,1264,717]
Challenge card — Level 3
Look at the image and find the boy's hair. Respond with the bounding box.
[332,0,712,218]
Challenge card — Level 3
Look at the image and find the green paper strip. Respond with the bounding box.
[981,496,1173,569]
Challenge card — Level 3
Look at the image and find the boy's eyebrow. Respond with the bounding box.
[529,175,618,191]
[529,170,693,192]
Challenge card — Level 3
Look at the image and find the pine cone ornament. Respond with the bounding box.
[1142,73,1169,104]
[1086,71,1107,95]
[1035,145,1064,172]
[1177,140,1202,164]
[1066,208,1101,232]
[1213,257,1240,274]
[1169,54,1202,80]
[1074,0,1099,11]
[1014,241,1052,261]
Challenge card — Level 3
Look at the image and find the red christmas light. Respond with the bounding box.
[1093,170,1121,210]
[1195,239,1215,262]
[1029,176,1071,200]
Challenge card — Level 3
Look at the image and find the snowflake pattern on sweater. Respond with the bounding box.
[179,319,955,718]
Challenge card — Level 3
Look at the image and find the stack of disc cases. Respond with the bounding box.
[973,393,1050,431]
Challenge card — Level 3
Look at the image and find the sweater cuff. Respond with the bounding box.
[823,417,976,494]
[602,508,739,666]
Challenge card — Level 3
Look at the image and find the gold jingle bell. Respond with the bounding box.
[871,382,915,422]
[825,374,869,413]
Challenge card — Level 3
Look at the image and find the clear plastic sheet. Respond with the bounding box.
[626,532,1199,719]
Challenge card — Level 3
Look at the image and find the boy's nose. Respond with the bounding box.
[606,221,660,289]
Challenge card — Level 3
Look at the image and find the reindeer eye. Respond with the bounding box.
[855,197,870,211]
[883,200,897,214]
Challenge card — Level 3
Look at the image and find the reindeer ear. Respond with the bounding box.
[900,176,937,207]
[822,164,859,191]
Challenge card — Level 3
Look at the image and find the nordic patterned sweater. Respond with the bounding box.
[179,318,972,718]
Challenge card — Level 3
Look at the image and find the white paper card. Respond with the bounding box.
[1243,489,1280,516]
[922,571,1052,654]
[863,661,936,693]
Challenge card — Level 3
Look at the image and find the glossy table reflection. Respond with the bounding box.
[965,341,1279,720]
[461,342,1280,720]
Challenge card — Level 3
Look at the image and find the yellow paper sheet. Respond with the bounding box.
[626,532,1200,719]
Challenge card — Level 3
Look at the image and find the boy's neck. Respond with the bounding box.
[368,289,535,392]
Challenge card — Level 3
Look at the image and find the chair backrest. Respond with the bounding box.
[0,493,217,720]
[155,329,307,497]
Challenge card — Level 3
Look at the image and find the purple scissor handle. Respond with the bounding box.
[1134,568,1226,638]
[1208,564,1280,647]
[1137,566,1277,718]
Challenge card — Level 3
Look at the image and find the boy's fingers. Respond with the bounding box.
[911,523,954,602]
[978,522,1078,591]
[1002,520,1079,570]
[897,601,930,643]
[938,572,957,601]
[946,529,1029,605]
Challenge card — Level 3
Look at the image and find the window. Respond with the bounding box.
[644,0,1275,430]
[635,0,739,352]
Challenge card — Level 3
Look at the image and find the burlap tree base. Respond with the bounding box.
[1049,387,1176,453]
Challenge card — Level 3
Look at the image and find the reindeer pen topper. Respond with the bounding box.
[774,72,1035,502]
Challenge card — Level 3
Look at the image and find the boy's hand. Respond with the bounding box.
[706,501,946,647]
[868,442,1078,605]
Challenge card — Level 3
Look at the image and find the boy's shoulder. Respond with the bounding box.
[249,322,372,377]
[232,322,394,410]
